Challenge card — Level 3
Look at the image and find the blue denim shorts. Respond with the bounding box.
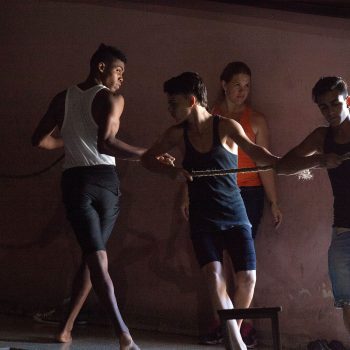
[328,228,350,308]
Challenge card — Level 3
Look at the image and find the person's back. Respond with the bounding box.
[31,43,141,350]
[61,84,115,169]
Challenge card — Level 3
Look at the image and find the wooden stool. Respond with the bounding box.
[217,306,282,350]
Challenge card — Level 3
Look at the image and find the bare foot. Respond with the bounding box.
[56,329,72,343]
[119,332,140,350]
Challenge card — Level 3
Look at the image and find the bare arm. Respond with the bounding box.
[141,125,192,181]
[31,91,65,150]
[276,127,343,174]
[224,118,279,166]
[93,91,146,159]
[253,113,282,227]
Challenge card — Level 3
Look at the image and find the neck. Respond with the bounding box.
[80,74,103,88]
[188,106,212,133]
[223,99,246,119]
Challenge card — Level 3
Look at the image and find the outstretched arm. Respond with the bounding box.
[225,118,279,167]
[277,127,344,174]
[254,114,282,228]
[141,125,192,181]
[31,91,66,150]
[94,91,145,159]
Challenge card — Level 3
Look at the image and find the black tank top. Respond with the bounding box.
[182,115,250,234]
[324,127,350,228]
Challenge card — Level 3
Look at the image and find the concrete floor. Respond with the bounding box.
[0,314,272,350]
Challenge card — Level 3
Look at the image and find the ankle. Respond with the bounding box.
[119,332,132,345]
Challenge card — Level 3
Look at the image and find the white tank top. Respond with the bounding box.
[61,85,116,169]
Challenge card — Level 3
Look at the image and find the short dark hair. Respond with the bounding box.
[312,76,348,103]
[90,43,127,71]
[220,61,251,83]
[163,72,208,108]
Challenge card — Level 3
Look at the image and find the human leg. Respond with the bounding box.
[238,186,263,346]
[192,231,247,349]
[225,226,256,328]
[202,261,247,350]
[85,250,139,350]
[328,228,350,336]
[57,263,91,342]
[58,166,138,348]
[343,305,350,334]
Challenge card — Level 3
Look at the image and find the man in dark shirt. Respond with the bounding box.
[279,76,350,337]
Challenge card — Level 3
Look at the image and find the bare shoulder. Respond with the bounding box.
[219,115,241,128]
[92,88,117,116]
[112,92,125,103]
[94,87,113,103]
[165,123,184,140]
[294,126,328,155]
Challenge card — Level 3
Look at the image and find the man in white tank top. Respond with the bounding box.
[32,44,147,350]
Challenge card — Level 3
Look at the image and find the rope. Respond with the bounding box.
[191,165,273,177]
[0,154,64,179]
[3,152,349,180]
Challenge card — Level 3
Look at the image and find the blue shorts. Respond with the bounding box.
[240,186,265,239]
[61,165,120,256]
[191,225,256,271]
[328,228,350,308]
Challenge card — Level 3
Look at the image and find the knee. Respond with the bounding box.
[86,251,108,275]
[202,264,226,292]
[235,271,256,291]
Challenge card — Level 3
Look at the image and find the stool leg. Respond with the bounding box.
[271,313,281,350]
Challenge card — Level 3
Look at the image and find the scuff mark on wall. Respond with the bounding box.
[298,289,312,297]
[321,282,333,299]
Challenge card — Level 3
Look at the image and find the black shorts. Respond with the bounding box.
[240,186,265,239]
[61,165,120,256]
[191,225,256,271]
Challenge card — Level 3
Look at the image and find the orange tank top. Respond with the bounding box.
[212,105,262,187]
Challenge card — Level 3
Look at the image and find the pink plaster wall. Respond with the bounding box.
[1,0,350,346]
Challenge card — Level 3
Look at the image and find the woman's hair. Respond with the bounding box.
[215,61,251,104]
[220,61,251,83]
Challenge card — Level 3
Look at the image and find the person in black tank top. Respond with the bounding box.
[142,72,282,349]
[278,77,350,339]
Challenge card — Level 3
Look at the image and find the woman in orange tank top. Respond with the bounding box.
[209,62,282,348]
[212,61,282,237]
